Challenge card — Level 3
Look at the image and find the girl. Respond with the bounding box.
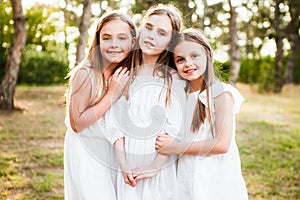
[64,11,136,199]
[156,29,248,200]
[105,5,185,200]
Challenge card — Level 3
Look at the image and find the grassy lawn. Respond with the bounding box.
[0,86,66,199]
[0,83,299,199]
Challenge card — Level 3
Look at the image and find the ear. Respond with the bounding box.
[131,37,136,48]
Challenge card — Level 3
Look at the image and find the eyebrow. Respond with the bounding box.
[174,54,183,58]
[101,33,129,37]
[144,22,154,27]
[144,22,169,33]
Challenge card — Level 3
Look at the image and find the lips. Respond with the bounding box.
[143,41,155,48]
[184,69,197,74]
[107,50,123,55]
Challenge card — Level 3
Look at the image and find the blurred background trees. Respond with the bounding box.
[0,0,299,110]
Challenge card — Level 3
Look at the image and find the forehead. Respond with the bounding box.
[100,19,131,35]
[144,14,172,30]
[174,41,205,54]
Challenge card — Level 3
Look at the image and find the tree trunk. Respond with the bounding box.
[285,33,299,83]
[75,0,92,65]
[0,0,26,110]
[228,0,241,86]
[274,34,284,92]
[200,0,207,30]
[99,0,104,17]
[273,0,285,93]
[284,2,300,84]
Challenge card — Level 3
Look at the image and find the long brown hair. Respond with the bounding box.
[66,11,136,106]
[171,29,218,133]
[124,4,182,105]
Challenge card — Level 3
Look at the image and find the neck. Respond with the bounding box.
[142,54,159,65]
[190,76,204,92]
[103,62,118,80]
[138,63,155,76]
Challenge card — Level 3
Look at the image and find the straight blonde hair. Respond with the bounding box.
[66,11,136,107]
[124,4,182,105]
[171,29,218,133]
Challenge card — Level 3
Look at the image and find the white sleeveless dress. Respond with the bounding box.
[177,82,248,200]
[106,76,186,200]
[64,62,117,200]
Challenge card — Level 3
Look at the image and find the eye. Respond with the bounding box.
[119,37,127,41]
[158,31,166,36]
[192,53,200,58]
[145,25,152,31]
[102,37,111,41]
[175,57,184,64]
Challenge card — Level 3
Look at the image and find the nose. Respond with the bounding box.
[110,38,118,48]
[144,28,154,40]
[147,33,154,40]
[185,58,193,67]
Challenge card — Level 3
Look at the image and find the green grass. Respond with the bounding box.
[237,84,300,199]
[0,86,65,200]
[0,84,299,199]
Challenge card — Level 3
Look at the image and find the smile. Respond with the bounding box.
[144,41,155,48]
[107,51,123,54]
[184,69,197,74]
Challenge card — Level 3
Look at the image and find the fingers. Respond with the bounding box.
[123,171,136,187]
[156,134,173,152]
[155,135,163,150]
[120,70,130,83]
[111,67,129,84]
[155,141,162,151]
[114,67,128,77]
[156,134,169,139]
[127,173,136,184]
[134,174,145,182]
[115,67,126,78]
[113,67,123,77]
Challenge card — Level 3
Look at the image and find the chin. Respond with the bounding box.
[110,56,126,64]
[142,50,159,57]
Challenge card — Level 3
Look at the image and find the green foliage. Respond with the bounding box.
[0,1,13,83]
[0,1,13,50]
[214,61,230,82]
[18,45,69,85]
[257,59,277,92]
[239,58,262,84]
[293,49,300,84]
[25,5,58,50]
[239,54,300,91]
[239,56,279,92]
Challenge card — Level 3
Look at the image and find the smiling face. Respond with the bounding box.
[139,14,173,58]
[173,41,208,90]
[100,19,134,66]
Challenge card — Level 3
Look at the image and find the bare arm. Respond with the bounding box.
[69,67,129,132]
[156,92,234,156]
[114,138,136,187]
[132,152,170,182]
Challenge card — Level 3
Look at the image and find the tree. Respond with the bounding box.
[0,0,13,80]
[0,0,26,110]
[284,0,300,83]
[285,32,300,83]
[75,0,92,65]
[228,0,241,85]
[273,0,300,92]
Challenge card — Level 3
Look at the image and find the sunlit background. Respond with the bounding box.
[20,0,279,67]
[1,0,300,199]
